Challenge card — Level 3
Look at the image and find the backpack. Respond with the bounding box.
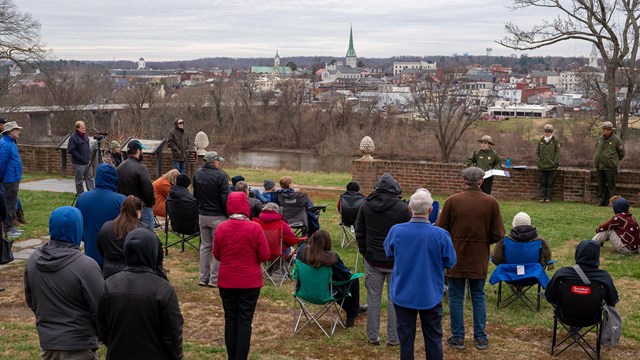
[601,304,622,346]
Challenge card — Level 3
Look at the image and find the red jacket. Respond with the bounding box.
[213,192,269,288]
[596,212,640,252]
[253,210,301,250]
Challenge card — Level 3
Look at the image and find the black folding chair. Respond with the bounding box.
[338,193,365,248]
[278,191,326,236]
[164,197,200,255]
[551,280,604,360]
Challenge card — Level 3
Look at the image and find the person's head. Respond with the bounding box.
[478,135,495,150]
[575,240,601,268]
[611,196,629,214]
[543,123,554,135]
[231,175,245,188]
[112,195,143,239]
[374,173,402,195]
[163,169,180,185]
[226,191,250,217]
[262,202,280,212]
[602,121,614,137]
[279,176,293,189]
[49,206,83,247]
[346,181,360,192]
[306,230,337,267]
[175,118,184,129]
[127,139,146,159]
[263,179,276,192]
[0,117,6,132]
[512,212,531,228]
[2,121,22,139]
[409,189,433,217]
[95,163,119,191]
[234,180,250,194]
[75,121,86,135]
[110,140,121,153]
[203,151,224,167]
[124,227,159,269]
[461,166,484,188]
[175,174,191,188]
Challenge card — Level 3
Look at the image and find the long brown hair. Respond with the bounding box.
[305,230,337,267]
[112,195,143,239]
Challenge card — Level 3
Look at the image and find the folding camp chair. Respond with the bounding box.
[260,225,305,287]
[551,280,604,360]
[489,238,554,311]
[292,260,363,338]
[278,191,327,236]
[338,193,365,248]
[164,197,200,255]
[429,200,439,224]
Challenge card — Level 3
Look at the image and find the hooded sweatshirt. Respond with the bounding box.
[545,240,618,306]
[596,197,640,252]
[76,164,126,266]
[355,173,411,268]
[24,206,105,351]
[491,225,553,265]
[213,192,270,288]
[253,209,301,249]
[98,228,183,360]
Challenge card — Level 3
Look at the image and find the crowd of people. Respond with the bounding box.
[1,117,637,360]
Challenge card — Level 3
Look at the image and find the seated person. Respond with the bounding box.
[103,141,124,167]
[229,175,244,191]
[152,169,180,217]
[491,212,552,266]
[168,174,197,204]
[592,196,640,255]
[545,239,618,307]
[337,181,365,212]
[296,230,366,327]
[234,181,263,219]
[253,202,302,254]
[262,179,278,204]
[277,175,320,235]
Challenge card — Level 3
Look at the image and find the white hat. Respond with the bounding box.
[2,121,22,133]
[512,212,531,228]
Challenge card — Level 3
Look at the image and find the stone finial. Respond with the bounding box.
[360,136,375,160]
[194,131,209,155]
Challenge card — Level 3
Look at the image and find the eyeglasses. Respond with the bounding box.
[544,130,553,133]
[177,122,184,125]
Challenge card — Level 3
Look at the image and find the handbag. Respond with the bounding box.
[573,265,622,346]
[0,235,14,265]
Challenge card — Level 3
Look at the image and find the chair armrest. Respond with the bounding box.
[544,259,556,270]
[332,272,364,286]
[309,204,328,213]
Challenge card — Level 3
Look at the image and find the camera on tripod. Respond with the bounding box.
[93,132,109,141]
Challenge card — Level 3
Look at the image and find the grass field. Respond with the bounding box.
[1,171,639,359]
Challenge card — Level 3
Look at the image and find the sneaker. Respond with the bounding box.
[539,198,545,203]
[545,199,551,203]
[474,337,489,350]
[386,341,400,347]
[369,337,381,346]
[7,229,22,237]
[198,282,207,287]
[446,336,465,350]
[208,283,218,288]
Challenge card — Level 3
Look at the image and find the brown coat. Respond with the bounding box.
[436,187,504,279]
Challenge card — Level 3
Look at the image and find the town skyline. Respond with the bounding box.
[20,0,594,62]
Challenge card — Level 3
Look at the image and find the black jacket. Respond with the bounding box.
[67,130,91,165]
[98,228,183,360]
[355,173,411,267]
[167,121,190,162]
[192,163,230,216]
[168,185,197,204]
[545,240,618,306]
[117,156,155,207]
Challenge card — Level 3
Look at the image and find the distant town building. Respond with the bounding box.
[345,25,357,68]
[392,60,437,75]
[250,51,292,77]
[138,57,145,70]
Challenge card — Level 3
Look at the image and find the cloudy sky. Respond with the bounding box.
[19,0,592,62]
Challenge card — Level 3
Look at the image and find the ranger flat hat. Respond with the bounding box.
[478,135,495,145]
[601,121,615,129]
[544,124,554,131]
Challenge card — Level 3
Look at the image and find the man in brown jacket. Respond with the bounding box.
[436,167,505,351]
[167,118,190,174]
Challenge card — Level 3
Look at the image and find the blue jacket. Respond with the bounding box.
[68,130,91,165]
[0,134,22,183]
[384,217,457,310]
[76,164,126,266]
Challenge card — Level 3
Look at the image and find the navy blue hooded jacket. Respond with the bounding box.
[24,206,105,351]
[76,164,126,266]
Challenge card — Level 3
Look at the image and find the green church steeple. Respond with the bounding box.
[345,24,357,68]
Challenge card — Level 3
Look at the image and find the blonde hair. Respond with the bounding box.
[162,169,180,185]
[279,176,293,189]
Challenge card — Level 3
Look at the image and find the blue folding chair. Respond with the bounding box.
[489,238,554,311]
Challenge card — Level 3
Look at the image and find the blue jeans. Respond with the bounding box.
[448,277,487,340]
[172,161,185,174]
[140,206,155,229]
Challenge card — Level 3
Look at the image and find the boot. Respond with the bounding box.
[16,209,27,225]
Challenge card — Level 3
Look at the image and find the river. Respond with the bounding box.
[233,150,352,172]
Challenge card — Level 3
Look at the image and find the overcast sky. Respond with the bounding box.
[19,0,592,62]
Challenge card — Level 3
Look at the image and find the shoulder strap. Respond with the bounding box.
[572,264,591,284]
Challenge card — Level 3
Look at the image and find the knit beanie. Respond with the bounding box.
[231,175,245,187]
[263,179,276,191]
[613,197,629,214]
[512,212,531,228]
[175,174,191,188]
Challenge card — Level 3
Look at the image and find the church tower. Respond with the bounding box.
[273,50,281,75]
[589,44,599,68]
[345,25,357,68]
[138,57,145,70]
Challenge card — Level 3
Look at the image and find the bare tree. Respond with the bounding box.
[497,0,640,140]
[0,0,45,64]
[275,79,309,147]
[407,69,490,162]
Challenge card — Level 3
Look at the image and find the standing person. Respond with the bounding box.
[536,124,561,203]
[75,164,126,267]
[436,167,505,351]
[466,135,502,194]
[98,228,183,360]
[0,171,6,292]
[117,140,155,229]
[355,173,412,346]
[384,189,457,360]
[193,151,229,288]
[103,141,123,167]
[595,121,625,206]
[24,206,104,360]
[167,118,190,174]
[68,121,95,195]
[592,196,640,255]
[0,121,24,237]
[213,192,270,360]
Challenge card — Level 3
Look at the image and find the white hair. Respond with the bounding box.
[409,189,433,215]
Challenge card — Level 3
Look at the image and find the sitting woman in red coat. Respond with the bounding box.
[253,202,303,254]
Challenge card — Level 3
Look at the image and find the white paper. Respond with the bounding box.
[483,169,511,179]
[517,265,525,276]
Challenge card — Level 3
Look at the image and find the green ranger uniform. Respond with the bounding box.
[467,148,501,194]
[595,133,625,205]
[536,136,561,201]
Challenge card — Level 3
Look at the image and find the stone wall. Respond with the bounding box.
[351,159,640,205]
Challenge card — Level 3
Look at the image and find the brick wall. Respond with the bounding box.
[352,159,640,205]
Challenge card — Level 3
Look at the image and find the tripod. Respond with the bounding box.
[71,138,104,206]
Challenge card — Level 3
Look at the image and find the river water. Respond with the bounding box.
[233,150,352,172]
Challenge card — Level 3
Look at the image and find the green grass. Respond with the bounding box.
[222,167,352,188]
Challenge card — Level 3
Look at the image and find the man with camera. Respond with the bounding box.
[67,121,95,195]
